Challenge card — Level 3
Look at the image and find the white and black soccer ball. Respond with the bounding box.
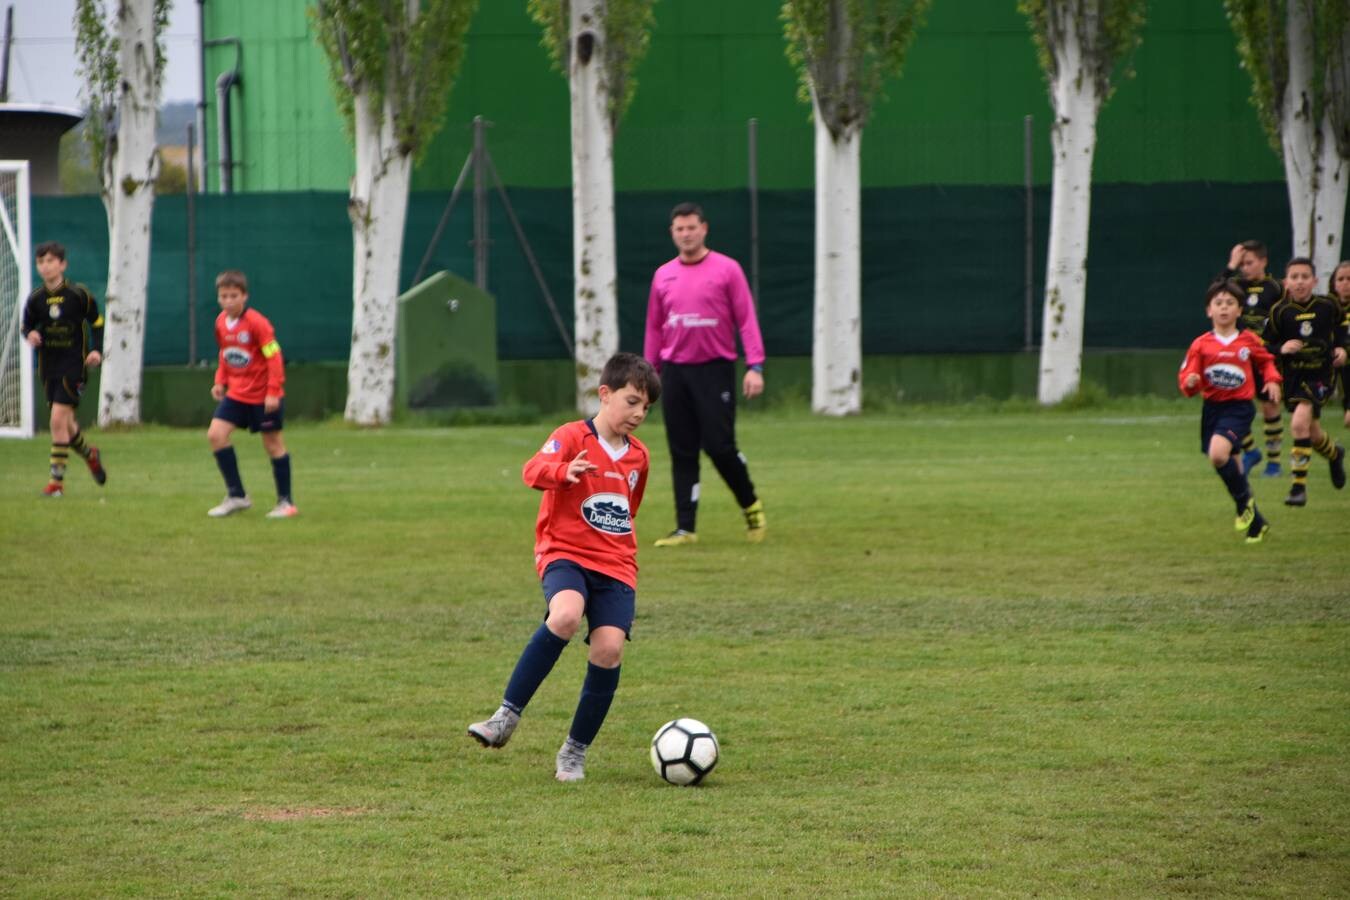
[650,718,719,786]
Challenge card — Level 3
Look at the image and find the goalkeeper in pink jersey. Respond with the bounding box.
[643,202,767,547]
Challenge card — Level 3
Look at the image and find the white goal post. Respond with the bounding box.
[0,160,34,438]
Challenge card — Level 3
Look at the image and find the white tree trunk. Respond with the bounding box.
[568,0,618,416]
[97,0,158,426]
[1281,0,1319,262]
[810,114,862,416]
[1037,33,1101,406]
[1310,114,1347,280]
[343,91,412,426]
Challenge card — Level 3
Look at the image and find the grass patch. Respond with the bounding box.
[2,403,1347,896]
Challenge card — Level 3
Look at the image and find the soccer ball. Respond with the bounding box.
[650,718,719,786]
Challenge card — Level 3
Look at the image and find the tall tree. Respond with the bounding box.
[74,0,170,425]
[1019,0,1145,405]
[781,0,930,416]
[1226,1,1350,281]
[528,0,656,414]
[313,0,478,425]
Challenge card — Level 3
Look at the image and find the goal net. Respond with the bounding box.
[0,161,33,438]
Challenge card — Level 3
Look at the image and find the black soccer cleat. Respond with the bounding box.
[1284,484,1308,507]
[1330,444,1346,490]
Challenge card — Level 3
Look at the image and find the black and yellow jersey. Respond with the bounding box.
[1261,293,1347,375]
[1224,269,1283,335]
[21,280,103,380]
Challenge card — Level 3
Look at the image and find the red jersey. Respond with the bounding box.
[522,419,650,589]
[1178,329,1280,401]
[214,307,285,404]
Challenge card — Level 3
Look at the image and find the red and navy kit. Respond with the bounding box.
[1178,329,1280,402]
[522,419,650,589]
[214,307,285,404]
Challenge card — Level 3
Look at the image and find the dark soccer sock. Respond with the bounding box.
[49,443,69,481]
[568,662,621,746]
[502,623,570,715]
[68,430,92,460]
[1312,432,1336,460]
[1214,457,1250,509]
[270,453,292,503]
[1263,416,1283,461]
[1291,438,1312,485]
[213,446,246,497]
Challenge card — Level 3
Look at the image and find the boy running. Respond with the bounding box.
[1179,280,1282,543]
[1223,240,1285,475]
[20,241,107,496]
[468,353,661,782]
[1260,258,1348,506]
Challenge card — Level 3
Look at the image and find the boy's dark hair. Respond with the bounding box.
[1205,279,1245,307]
[1239,239,1268,261]
[1286,256,1315,274]
[35,241,66,261]
[215,269,249,292]
[670,201,705,223]
[601,352,661,404]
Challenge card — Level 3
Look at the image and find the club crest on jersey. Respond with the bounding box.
[1205,363,1246,389]
[581,492,632,535]
[1238,347,1250,361]
[237,331,251,344]
[628,470,639,490]
[224,347,252,367]
[48,305,62,319]
[1246,295,1258,306]
[1299,321,1313,337]
[542,439,561,454]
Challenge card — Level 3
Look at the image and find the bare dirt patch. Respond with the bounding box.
[243,807,367,822]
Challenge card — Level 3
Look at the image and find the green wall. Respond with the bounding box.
[201,0,1281,193]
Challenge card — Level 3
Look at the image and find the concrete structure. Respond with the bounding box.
[0,103,83,195]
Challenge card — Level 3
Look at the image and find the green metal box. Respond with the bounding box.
[395,271,498,411]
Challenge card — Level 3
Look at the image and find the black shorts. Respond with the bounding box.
[1200,399,1254,453]
[43,376,85,407]
[1282,369,1334,416]
[540,559,635,641]
[213,396,285,433]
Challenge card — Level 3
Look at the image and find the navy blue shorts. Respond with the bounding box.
[213,396,285,433]
[1200,399,1254,453]
[540,559,635,641]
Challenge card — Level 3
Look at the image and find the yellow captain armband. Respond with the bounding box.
[93,315,104,327]
[261,340,281,358]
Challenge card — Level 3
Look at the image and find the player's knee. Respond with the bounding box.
[545,604,583,640]
[207,420,232,449]
[587,634,624,668]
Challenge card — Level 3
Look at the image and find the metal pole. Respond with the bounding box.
[1,6,14,103]
[472,115,488,291]
[411,151,474,288]
[1023,114,1034,351]
[748,117,760,310]
[186,123,197,364]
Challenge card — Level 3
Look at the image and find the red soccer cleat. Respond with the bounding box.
[86,446,107,485]
[42,482,64,497]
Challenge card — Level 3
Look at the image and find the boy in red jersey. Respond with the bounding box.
[468,352,661,782]
[1180,280,1283,543]
[206,270,296,518]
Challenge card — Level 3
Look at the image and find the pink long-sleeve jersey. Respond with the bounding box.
[643,250,766,371]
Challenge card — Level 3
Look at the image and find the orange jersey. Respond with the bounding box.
[214,307,285,404]
[522,419,650,589]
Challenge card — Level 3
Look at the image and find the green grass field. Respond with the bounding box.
[2,402,1348,897]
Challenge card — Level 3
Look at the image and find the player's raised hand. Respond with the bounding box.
[565,449,598,483]
[1227,243,1244,270]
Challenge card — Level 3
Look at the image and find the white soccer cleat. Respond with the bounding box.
[207,495,252,517]
[555,737,588,782]
[467,705,520,748]
[266,500,299,519]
